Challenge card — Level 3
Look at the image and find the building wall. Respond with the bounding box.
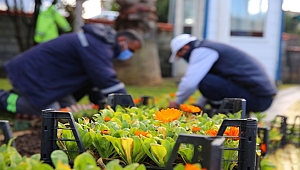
[206,0,283,82]
[0,14,22,66]
[0,11,39,77]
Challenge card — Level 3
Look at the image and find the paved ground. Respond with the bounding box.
[254,86,300,169]
[267,144,300,170]
[263,85,300,123]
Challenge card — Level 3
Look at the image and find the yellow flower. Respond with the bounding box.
[180,104,201,113]
[154,108,182,123]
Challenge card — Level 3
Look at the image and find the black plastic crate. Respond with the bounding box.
[257,127,269,156]
[40,109,225,169]
[286,115,300,146]
[269,115,288,152]
[106,93,135,110]
[40,109,85,166]
[40,107,257,170]
[0,120,15,147]
[166,134,225,170]
[136,96,155,107]
[217,118,258,170]
[217,98,247,118]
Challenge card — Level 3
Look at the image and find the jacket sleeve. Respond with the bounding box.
[54,9,72,32]
[77,33,127,96]
[175,47,219,104]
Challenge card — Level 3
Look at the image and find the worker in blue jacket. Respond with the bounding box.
[168,34,277,115]
[0,23,143,115]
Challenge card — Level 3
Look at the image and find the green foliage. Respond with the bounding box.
[0,78,12,90]
[105,159,146,170]
[156,0,170,23]
[0,139,53,169]
[260,156,276,170]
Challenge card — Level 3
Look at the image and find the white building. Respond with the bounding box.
[169,0,284,83]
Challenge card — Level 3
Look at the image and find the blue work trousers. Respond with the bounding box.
[198,74,274,113]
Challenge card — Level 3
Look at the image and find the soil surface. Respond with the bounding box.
[0,127,42,157]
[0,115,42,157]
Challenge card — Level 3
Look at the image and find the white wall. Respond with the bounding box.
[172,0,283,81]
[206,0,283,81]
[206,0,231,43]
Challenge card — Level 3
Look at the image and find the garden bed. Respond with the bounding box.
[0,127,41,157]
[0,96,262,170]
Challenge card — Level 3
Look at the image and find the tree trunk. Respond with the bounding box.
[73,0,84,32]
[114,0,162,86]
[114,35,162,85]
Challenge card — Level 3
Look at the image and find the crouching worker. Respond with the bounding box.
[0,23,143,115]
[168,34,277,115]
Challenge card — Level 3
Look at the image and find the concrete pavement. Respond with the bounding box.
[263,85,300,123]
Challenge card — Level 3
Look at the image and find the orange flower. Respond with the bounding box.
[133,98,141,105]
[134,130,148,137]
[192,126,201,133]
[104,116,111,122]
[180,104,201,113]
[224,126,239,140]
[101,129,110,135]
[169,93,176,98]
[92,104,99,109]
[59,108,70,112]
[154,108,182,123]
[185,163,201,170]
[188,96,195,104]
[260,143,267,153]
[205,129,218,136]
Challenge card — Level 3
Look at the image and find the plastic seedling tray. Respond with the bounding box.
[40,109,85,167]
[0,120,15,147]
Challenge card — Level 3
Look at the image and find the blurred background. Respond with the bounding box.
[1,0,300,85]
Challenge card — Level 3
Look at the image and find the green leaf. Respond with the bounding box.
[0,153,5,169]
[93,133,115,158]
[141,138,161,166]
[121,137,134,164]
[174,163,185,170]
[39,163,54,170]
[105,159,123,170]
[135,164,147,170]
[178,147,194,163]
[131,136,147,163]
[81,131,93,148]
[24,157,45,170]
[73,152,99,170]
[150,144,167,167]
[8,147,23,165]
[30,154,41,161]
[260,156,276,170]
[50,150,69,168]
[161,138,175,163]
[123,163,140,170]
[121,113,132,121]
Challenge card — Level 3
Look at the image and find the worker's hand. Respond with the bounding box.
[168,101,179,108]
